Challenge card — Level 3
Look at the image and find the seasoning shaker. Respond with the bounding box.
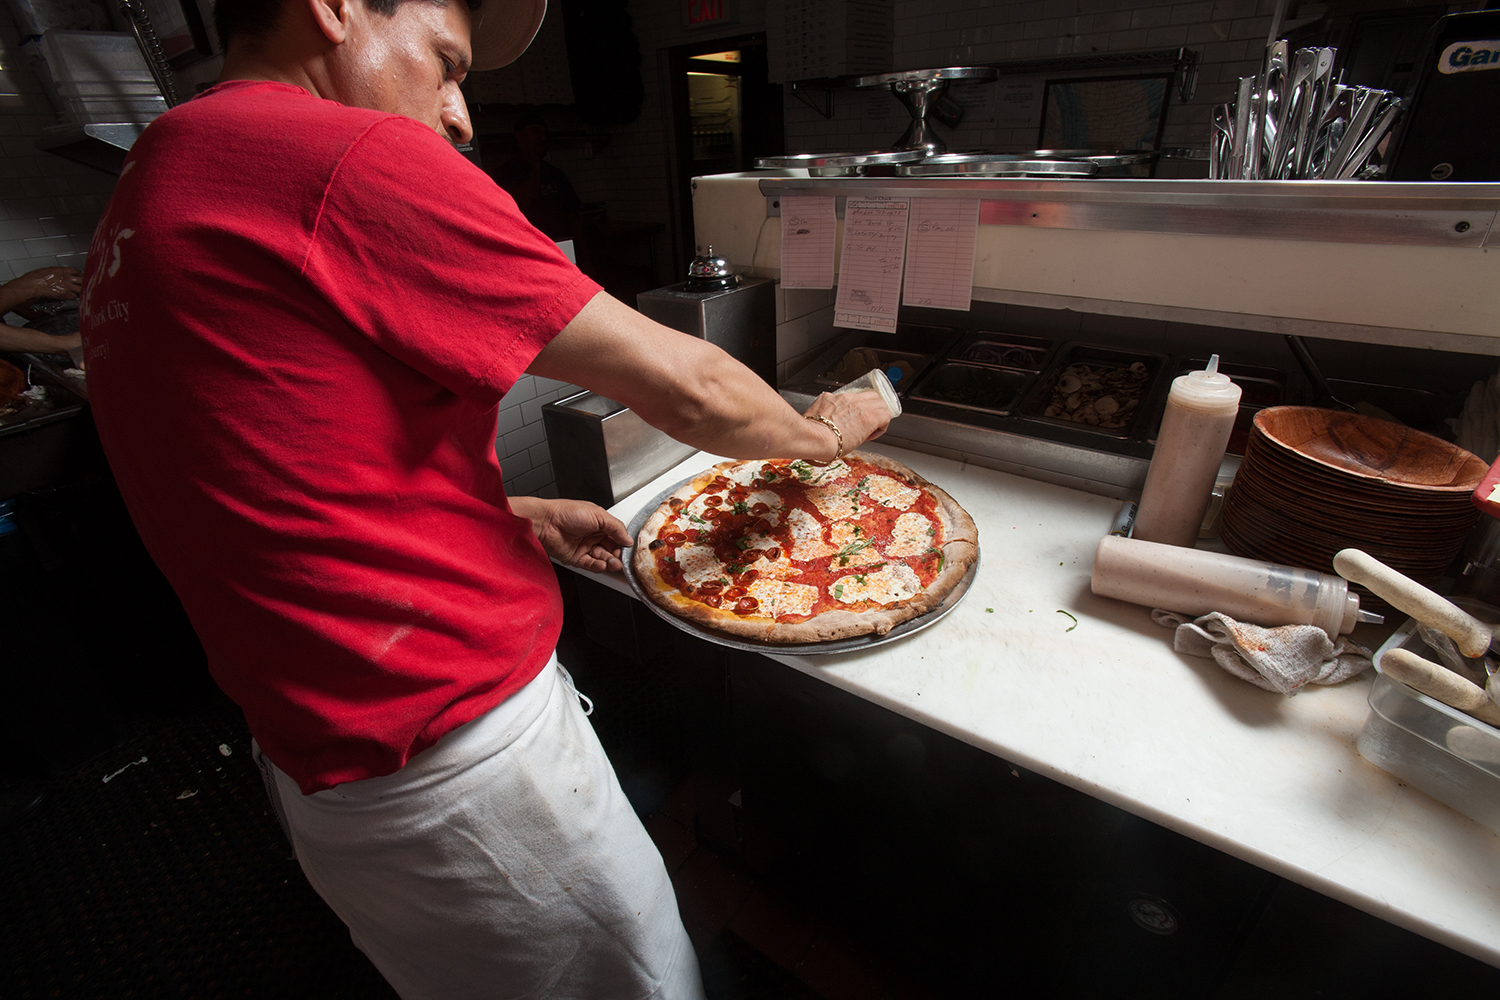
[1132,355,1242,547]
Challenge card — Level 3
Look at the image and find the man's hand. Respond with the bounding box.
[9,266,82,303]
[511,496,633,572]
[802,389,891,459]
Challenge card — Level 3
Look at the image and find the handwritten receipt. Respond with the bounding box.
[833,198,910,333]
[779,195,836,288]
[903,198,980,311]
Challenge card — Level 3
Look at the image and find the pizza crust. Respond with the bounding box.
[632,452,979,645]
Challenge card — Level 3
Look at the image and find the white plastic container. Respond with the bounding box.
[1133,355,1242,547]
[1360,618,1500,834]
[832,366,902,419]
[1091,534,1363,640]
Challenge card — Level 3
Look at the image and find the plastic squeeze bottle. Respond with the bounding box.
[1132,355,1242,547]
[1091,535,1368,641]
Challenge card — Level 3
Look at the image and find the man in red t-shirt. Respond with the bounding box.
[80,1,889,997]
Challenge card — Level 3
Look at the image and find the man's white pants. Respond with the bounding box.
[256,657,706,1000]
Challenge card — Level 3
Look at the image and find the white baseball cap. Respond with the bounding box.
[469,0,547,71]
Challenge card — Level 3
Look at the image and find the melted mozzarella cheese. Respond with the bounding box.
[827,521,883,569]
[830,563,922,605]
[723,461,767,486]
[883,511,935,557]
[806,484,866,521]
[745,577,820,619]
[784,508,836,561]
[786,459,849,486]
[860,473,921,509]
[674,543,727,588]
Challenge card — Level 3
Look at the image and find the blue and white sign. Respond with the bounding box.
[1439,40,1500,74]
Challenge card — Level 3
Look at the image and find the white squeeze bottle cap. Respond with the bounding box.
[1173,355,1241,412]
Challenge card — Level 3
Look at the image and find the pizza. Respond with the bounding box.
[632,451,978,644]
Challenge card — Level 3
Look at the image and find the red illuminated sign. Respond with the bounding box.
[686,0,732,27]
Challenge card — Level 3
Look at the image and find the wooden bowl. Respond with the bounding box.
[1253,406,1487,492]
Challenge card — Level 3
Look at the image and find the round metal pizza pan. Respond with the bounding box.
[620,475,980,656]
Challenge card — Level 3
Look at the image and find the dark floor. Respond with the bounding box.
[0,678,923,1000]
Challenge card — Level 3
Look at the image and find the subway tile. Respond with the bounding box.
[500,450,533,481]
[21,233,69,255]
[502,419,547,455]
[1187,20,1232,43]
[495,402,526,437]
[500,374,538,406]
[1130,5,1173,28]
[0,216,43,240]
[1089,9,1131,31]
[520,395,551,425]
[1229,14,1271,39]
[509,463,554,497]
[777,313,810,364]
[1104,27,1149,50]
[1210,0,1258,19]
[1146,24,1190,46]
[527,440,551,468]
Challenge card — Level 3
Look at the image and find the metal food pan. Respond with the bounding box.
[954,332,1055,372]
[1016,343,1169,440]
[908,361,1035,416]
[1181,359,1286,408]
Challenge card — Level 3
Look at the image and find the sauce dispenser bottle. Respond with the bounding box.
[1132,355,1242,547]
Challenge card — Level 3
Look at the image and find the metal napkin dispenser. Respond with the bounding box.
[542,391,697,509]
[636,246,776,386]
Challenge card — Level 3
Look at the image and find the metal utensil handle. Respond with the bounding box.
[118,0,179,109]
[1333,548,1494,658]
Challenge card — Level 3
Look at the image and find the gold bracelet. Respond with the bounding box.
[805,414,844,463]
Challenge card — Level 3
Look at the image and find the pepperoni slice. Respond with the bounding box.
[702,594,723,608]
[665,532,686,545]
[735,568,760,584]
[725,586,748,599]
[733,597,759,614]
[705,494,723,506]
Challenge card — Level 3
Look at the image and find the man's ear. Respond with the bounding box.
[307,0,353,45]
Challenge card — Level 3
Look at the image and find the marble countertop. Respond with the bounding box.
[571,443,1500,969]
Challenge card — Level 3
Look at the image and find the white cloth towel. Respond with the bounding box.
[1151,610,1372,695]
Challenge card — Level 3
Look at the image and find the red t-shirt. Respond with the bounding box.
[80,81,602,793]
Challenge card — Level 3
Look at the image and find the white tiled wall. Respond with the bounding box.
[0,20,116,287]
[494,374,582,498]
[784,0,1288,159]
[775,284,838,384]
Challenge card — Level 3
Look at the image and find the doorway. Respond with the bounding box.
[666,35,784,275]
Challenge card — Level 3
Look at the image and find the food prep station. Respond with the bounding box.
[551,170,1500,984]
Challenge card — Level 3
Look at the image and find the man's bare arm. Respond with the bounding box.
[528,292,890,462]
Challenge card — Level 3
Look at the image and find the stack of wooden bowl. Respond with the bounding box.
[1221,406,1488,612]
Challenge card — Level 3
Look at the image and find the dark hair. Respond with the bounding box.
[214,0,480,51]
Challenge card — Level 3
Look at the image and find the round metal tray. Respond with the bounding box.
[855,67,999,88]
[621,476,979,656]
[898,156,1099,177]
[755,150,927,172]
